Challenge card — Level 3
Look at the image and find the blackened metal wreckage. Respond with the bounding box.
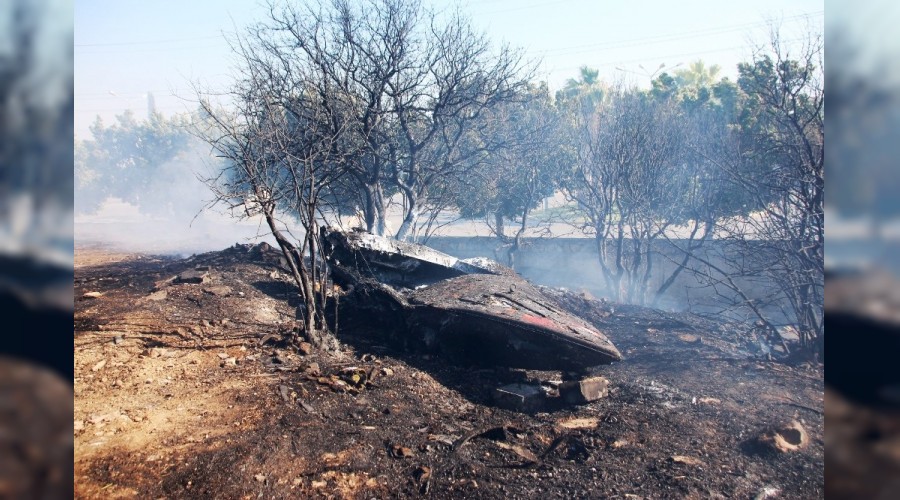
[322,227,622,373]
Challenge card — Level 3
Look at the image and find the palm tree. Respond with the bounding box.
[674,60,721,89]
[558,66,605,108]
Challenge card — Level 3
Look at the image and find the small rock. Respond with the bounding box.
[175,270,209,284]
[113,335,124,345]
[254,474,266,482]
[670,455,703,466]
[390,444,414,458]
[91,360,107,372]
[201,319,211,328]
[83,291,103,299]
[217,353,230,359]
[297,342,313,356]
[74,420,85,432]
[222,357,238,367]
[278,385,292,402]
[147,289,167,301]
[203,285,232,297]
[380,367,394,376]
[493,383,546,412]
[306,363,321,376]
[560,376,609,404]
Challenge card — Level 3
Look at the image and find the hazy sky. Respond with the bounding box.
[74,0,823,139]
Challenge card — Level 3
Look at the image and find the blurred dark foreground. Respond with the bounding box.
[825,269,900,498]
[0,0,75,498]
[825,0,900,496]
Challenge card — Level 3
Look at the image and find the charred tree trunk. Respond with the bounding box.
[363,183,378,234]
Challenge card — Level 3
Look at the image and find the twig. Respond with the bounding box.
[776,401,823,416]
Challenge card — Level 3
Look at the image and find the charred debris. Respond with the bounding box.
[321,227,622,410]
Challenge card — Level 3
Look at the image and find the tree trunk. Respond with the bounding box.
[494,212,506,240]
[361,182,387,236]
[508,209,530,270]
[395,189,418,241]
[363,184,377,234]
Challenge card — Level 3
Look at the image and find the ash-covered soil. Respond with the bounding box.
[74,243,823,499]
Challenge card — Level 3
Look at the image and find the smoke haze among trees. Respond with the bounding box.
[75,0,823,357]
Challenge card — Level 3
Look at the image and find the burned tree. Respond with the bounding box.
[566,85,689,305]
[385,9,531,241]
[194,29,347,350]
[457,84,568,268]
[647,71,750,308]
[686,30,825,357]
[254,0,531,240]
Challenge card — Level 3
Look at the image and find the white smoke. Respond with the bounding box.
[75,140,279,256]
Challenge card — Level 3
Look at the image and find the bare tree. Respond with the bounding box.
[457,84,567,267]
[566,85,689,304]
[194,27,348,350]
[687,28,824,357]
[252,0,532,240]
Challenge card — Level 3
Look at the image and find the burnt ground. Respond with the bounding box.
[74,244,823,499]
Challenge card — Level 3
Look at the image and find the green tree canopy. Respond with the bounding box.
[75,111,194,214]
